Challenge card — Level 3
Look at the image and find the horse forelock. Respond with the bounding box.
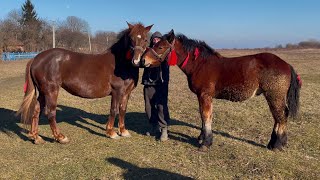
[112,23,147,51]
[175,34,220,58]
[129,22,146,35]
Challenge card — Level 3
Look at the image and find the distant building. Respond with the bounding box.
[2,42,25,52]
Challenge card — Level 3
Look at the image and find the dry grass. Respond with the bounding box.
[0,49,319,179]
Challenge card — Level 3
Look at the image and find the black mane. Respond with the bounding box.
[110,29,131,57]
[109,27,138,80]
[176,34,220,58]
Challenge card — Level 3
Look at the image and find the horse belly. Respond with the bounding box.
[215,86,261,102]
[62,81,111,98]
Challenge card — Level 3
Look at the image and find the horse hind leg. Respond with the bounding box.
[44,90,70,144]
[265,93,288,151]
[27,97,45,144]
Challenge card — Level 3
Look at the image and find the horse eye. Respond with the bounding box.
[158,47,163,50]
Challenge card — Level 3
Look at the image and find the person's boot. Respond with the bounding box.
[160,127,168,141]
[146,124,159,136]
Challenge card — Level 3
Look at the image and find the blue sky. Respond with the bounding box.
[1,0,319,48]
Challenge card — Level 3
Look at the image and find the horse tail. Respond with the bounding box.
[16,59,37,125]
[287,65,301,119]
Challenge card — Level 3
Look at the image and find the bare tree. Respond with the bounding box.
[298,39,320,48]
[62,16,89,33]
[56,28,87,51]
[37,19,53,51]
[92,31,117,52]
[55,16,91,52]
[0,10,23,52]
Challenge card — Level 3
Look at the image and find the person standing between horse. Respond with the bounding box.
[142,31,170,141]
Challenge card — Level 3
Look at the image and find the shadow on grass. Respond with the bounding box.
[106,157,193,180]
[0,108,29,141]
[55,105,199,138]
[0,106,266,149]
[212,130,266,148]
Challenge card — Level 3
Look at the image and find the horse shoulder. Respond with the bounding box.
[188,59,218,95]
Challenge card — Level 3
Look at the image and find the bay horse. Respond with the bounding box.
[17,22,153,144]
[141,30,301,151]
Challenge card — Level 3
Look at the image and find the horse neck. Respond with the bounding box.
[174,41,223,76]
[174,41,200,76]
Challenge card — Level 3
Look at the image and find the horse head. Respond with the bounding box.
[141,29,175,67]
[126,22,153,67]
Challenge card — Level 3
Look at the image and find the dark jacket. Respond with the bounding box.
[142,62,169,85]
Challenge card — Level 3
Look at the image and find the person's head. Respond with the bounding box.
[150,31,162,46]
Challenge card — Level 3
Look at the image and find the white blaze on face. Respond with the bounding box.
[133,54,141,65]
[133,35,142,65]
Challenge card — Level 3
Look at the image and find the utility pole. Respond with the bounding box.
[88,31,92,52]
[52,21,56,48]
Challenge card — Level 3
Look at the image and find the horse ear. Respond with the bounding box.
[167,29,175,43]
[127,21,134,29]
[145,24,153,32]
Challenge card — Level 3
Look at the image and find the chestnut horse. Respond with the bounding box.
[17,23,153,144]
[141,30,301,151]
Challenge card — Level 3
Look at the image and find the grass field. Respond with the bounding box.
[0,49,319,179]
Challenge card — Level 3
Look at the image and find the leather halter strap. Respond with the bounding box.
[149,40,175,62]
[130,45,145,51]
[149,46,172,62]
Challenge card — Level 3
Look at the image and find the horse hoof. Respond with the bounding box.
[270,146,285,152]
[267,144,285,152]
[34,136,45,145]
[198,145,209,152]
[58,136,70,144]
[120,130,131,138]
[107,133,120,139]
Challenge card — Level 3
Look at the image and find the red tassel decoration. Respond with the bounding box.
[126,50,133,60]
[168,49,177,66]
[23,80,28,93]
[297,74,302,87]
[194,48,200,60]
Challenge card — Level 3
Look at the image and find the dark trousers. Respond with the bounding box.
[143,84,170,128]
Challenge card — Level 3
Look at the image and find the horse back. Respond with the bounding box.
[190,52,291,101]
[31,48,116,98]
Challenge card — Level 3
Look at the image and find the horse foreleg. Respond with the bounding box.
[28,100,45,144]
[106,93,120,139]
[197,93,213,151]
[266,95,288,151]
[118,93,131,137]
[45,91,69,144]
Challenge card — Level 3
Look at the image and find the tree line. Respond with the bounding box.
[279,39,320,49]
[0,0,117,53]
[1,0,319,53]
